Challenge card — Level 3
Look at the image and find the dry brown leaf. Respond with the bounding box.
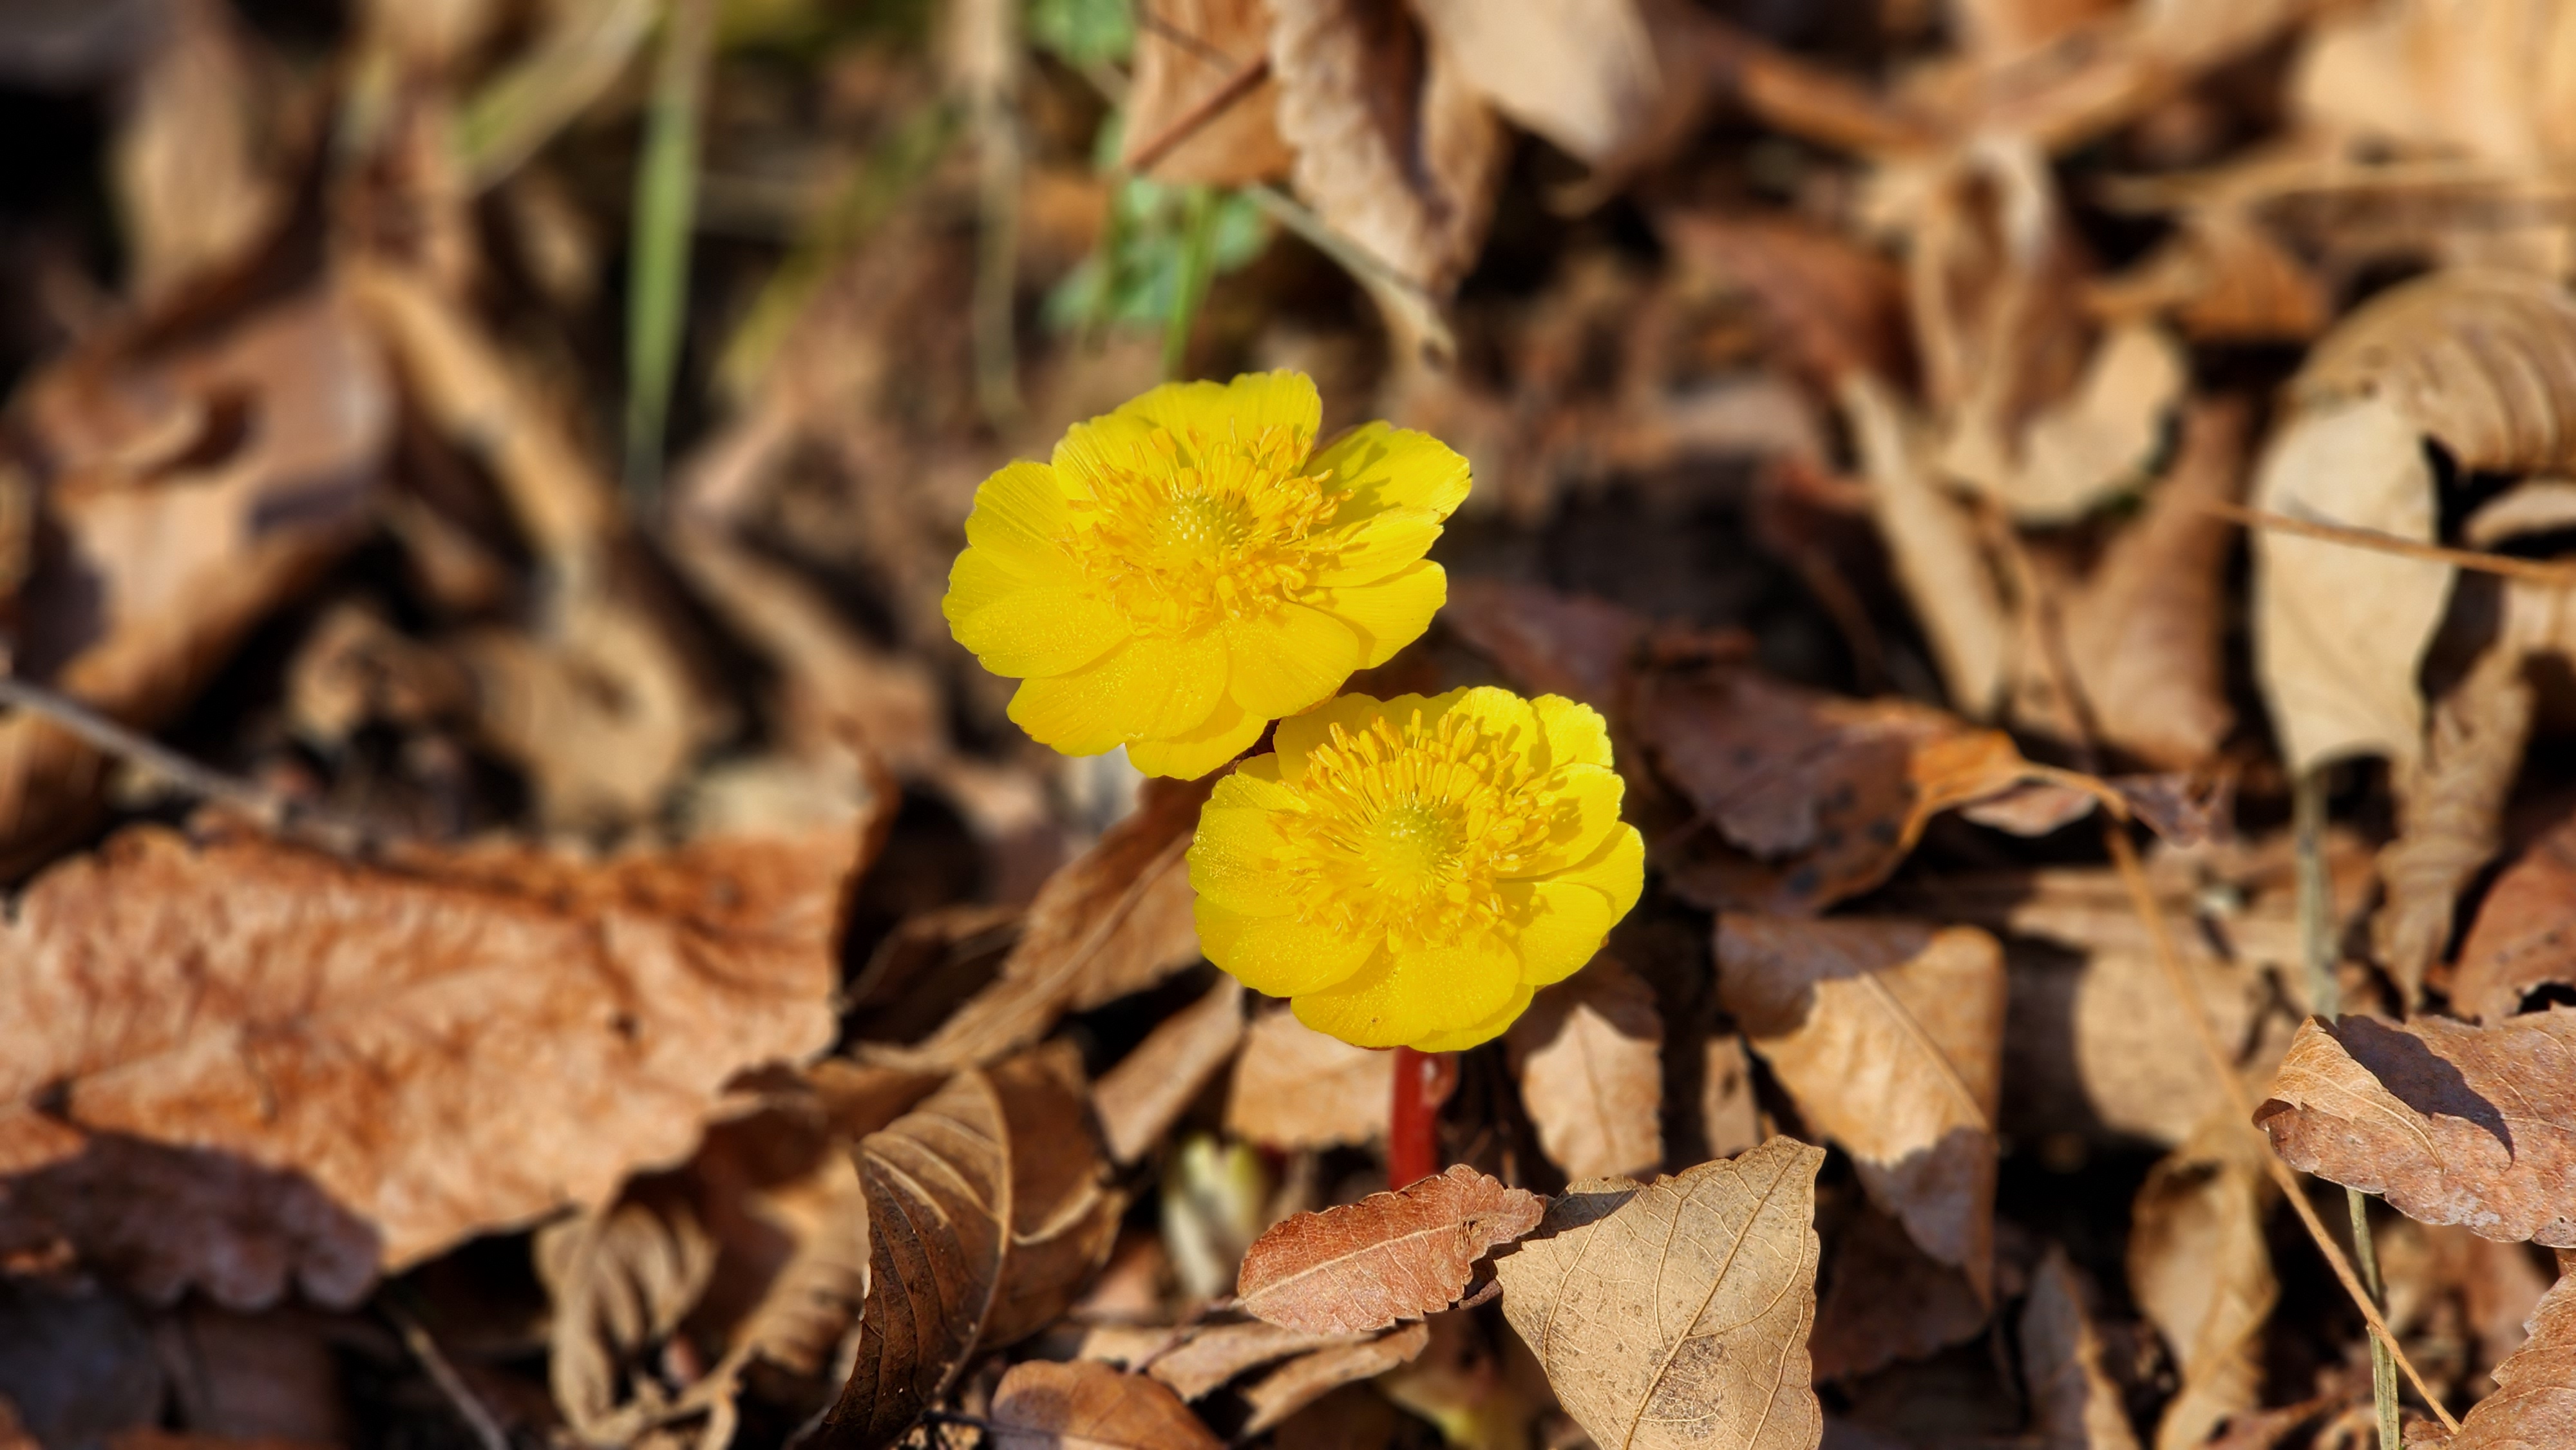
[2297,268,2576,475]
[1236,1165,1545,1335]
[2465,478,2576,547]
[2256,1010,2576,1247]
[1718,916,2005,1299]
[1506,957,1663,1183]
[1408,0,1658,167]
[1493,1138,1826,1450]
[2021,1247,2143,1450]
[1700,1032,1763,1162]
[1839,373,2012,716]
[0,813,873,1308]
[1227,1008,1390,1150]
[0,287,393,872]
[1940,323,2187,525]
[2453,810,2576,1024]
[1094,977,1245,1166]
[1441,578,1652,712]
[2128,1116,2275,1450]
[905,777,1211,1069]
[110,0,281,301]
[1808,1205,1989,1384]
[988,1361,1222,1450]
[1947,0,2121,62]
[1269,0,1504,297]
[1119,0,1293,186]
[810,1048,1123,1449]
[1660,211,1913,389]
[2088,212,2331,343]
[1236,1321,1431,1436]
[539,1179,722,1442]
[2295,0,2576,177]
[1081,1319,1367,1402]
[2422,1268,2576,1449]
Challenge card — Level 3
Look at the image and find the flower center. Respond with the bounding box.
[1275,709,1558,952]
[1063,424,1343,637]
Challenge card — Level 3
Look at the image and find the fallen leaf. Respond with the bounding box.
[1718,916,2005,1300]
[1227,1008,1390,1151]
[1269,0,1504,296]
[1507,957,1664,1183]
[1409,0,1658,166]
[2088,211,2330,344]
[1493,1138,1826,1450]
[1940,323,2187,525]
[109,0,281,301]
[1236,1165,1545,1335]
[2453,809,2576,1024]
[2295,0,2576,178]
[905,776,1211,1069]
[1236,1321,1431,1436]
[988,1361,1222,1450]
[1094,977,1246,1166]
[538,1178,721,1443]
[2465,478,2576,548]
[1700,1032,1764,1162]
[1441,578,1653,712]
[2420,1268,2576,1448]
[1119,0,1293,187]
[2255,1010,2576,1247]
[1808,1205,1989,1383]
[2127,1116,2275,1450]
[2021,1247,2143,1450]
[1081,1319,1366,1402]
[1839,372,2012,717]
[0,813,873,1306]
[1660,211,1913,389]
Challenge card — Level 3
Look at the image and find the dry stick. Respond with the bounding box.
[387,1303,513,1450]
[1124,52,1272,174]
[2099,823,2462,1433]
[2202,498,2576,587]
[0,675,361,842]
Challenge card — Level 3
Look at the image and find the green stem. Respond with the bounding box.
[622,0,718,508]
[1162,184,1218,381]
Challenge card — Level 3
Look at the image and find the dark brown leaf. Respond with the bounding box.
[1236,1165,1546,1335]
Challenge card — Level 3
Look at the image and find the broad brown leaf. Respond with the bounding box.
[1119,0,1292,186]
[1094,978,1245,1166]
[1718,916,2005,1301]
[0,816,872,1307]
[2453,810,2576,1024]
[1237,1165,1546,1334]
[2425,1270,2576,1449]
[2256,1010,2576,1247]
[1493,1138,1826,1450]
[2022,1247,2143,1450]
[1227,1008,1388,1150]
[2128,1118,2275,1450]
[1408,0,1658,165]
[1660,212,1912,388]
[1839,372,2012,716]
[1441,579,1653,712]
[1808,1205,1988,1384]
[989,1361,1221,1450]
[1507,957,1663,1183]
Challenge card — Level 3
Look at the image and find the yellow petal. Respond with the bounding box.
[1128,690,1267,780]
[1502,878,1618,986]
[1052,410,1159,496]
[1197,899,1376,997]
[1412,984,1535,1052]
[1314,509,1444,587]
[1188,791,1296,917]
[963,461,1080,578]
[1310,422,1470,525]
[1311,560,1446,668]
[1007,630,1227,755]
[1531,693,1615,772]
[1441,686,1543,759]
[1291,939,1521,1050]
[946,567,1128,679]
[1118,370,1321,449]
[1545,823,1646,923]
[1224,604,1364,720]
[1271,689,1454,784]
[1512,764,1626,878]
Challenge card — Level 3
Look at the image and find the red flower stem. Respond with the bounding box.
[1387,1047,1457,1189]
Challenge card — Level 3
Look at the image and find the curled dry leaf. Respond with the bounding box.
[1227,1007,1389,1150]
[1493,1138,1826,1450]
[2128,1116,2275,1450]
[1506,957,1664,1183]
[0,813,873,1308]
[1269,0,1505,297]
[2021,1247,2143,1450]
[1718,916,2005,1300]
[1082,1318,1366,1402]
[538,1178,723,1443]
[905,777,1211,1069]
[989,1361,1222,1450]
[1119,0,1293,187]
[2256,1010,2576,1248]
[1940,323,2188,525]
[1236,1321,1432,1435]
[1408,0,1658,166]
[810,1048,1124,1449]
[1839,372,2012,717]
[2453,809,2576,1025]
[1236,1165,1545,1335]
[2423,1270,2576,1449]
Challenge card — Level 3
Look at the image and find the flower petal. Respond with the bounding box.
[1502,877,1618,986]
[1197,899,1376,997]
[1531,693,1615,772]
[1224,604,1364,720]
[1118,370,1321,449]
[1290,939,1521,1050]
[1310,422,1470,525]
[1412,984,1535,1053]
[1270,690,1455,784]
[1311,560,1445,668]
[1511,764,1626,879]
[1188,792,1297,917]
[1313,509,1445,587]
[1128,689,1267,780]
[1007,630,1227,755]
[963,461,1080,578]
[1546,823,1646,923]
[946,561,1128,679]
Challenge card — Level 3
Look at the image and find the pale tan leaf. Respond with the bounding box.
[1493,1138,1826,1450]
[2465,478,2576,547]
[110,0,281,301]
[1119,0,1292,186]
[2256,1010,2576,1247]
[1507,958,1663,1182]
[1839,372,2011,717]
[990,1361,1222,1450]
[2022,1247,2143,1450]
[1236,1165,1545,1334]
[1095,979,1245,1167]
[1941,323,2186,525]
[1227,1008,1389,1150]
[1269,0,1505,295]
[2128,1118,2276,1450]
[1408,0,1658,165]
[1946,0,2120,62]
[1236,1322,1431,1436]
[1718,917,2005,1301]
[2295,0,2576,176]
[2454,809,2576,1024]
[2429,1269,2576,1449]
[1086,1319,1367,1402]
[909,778,1211,1069]
[2295,270,2576,476]
[538,1183,721,1442]
[0,816,871,1308]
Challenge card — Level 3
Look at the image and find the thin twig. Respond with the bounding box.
[1241,184,1457,364]
[965,0,1025,427]
[0,675,354,838]
[387,1303,513,1450]
[2100,822,2462,1433]
[2202,497,2576,587]
[1124,53,1271,174]
[1134,6,1236,68]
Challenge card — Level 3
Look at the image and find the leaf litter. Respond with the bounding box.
[10,0,2576,1445]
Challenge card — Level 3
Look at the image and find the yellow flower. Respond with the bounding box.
[1188,687,1647,1050]
[942,371,1468,779]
